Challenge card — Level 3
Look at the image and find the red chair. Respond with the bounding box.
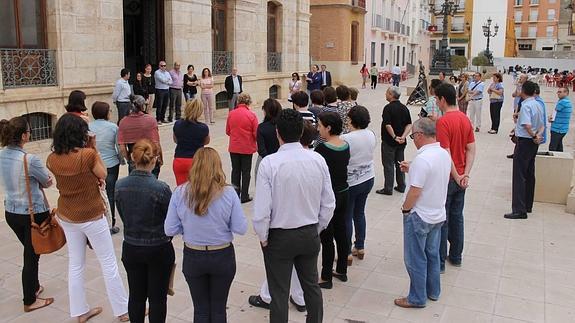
[545,74,554,87]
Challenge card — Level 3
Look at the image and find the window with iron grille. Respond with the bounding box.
[23,112,52,141]
[269,85,279,99]
[216,91,228,110]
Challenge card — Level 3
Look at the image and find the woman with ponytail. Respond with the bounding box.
[0,117,55,312]
[164,147,247,322]
[115,139,174,323]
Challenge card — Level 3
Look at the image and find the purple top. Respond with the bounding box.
[169,69,183,89]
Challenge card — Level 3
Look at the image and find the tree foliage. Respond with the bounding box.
[451,55,468,71]
[472,55,490,67]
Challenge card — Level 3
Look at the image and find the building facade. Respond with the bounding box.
[557,0,575,51]
[508,0,560,53]
[0,0,310,140]
[429,0,474,65]
[363,0,432,73]
[310,0,366,85]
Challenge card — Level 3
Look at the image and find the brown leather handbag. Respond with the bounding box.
[23,153,66,255]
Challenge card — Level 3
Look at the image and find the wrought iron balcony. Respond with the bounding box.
[212,51,233,75]
[267,52,282,72]
[0,49,58,89]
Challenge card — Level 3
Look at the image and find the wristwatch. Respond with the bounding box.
[401,208,411,214]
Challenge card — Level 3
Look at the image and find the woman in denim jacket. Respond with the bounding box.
[0,116,54,312]
[115,139,174,323]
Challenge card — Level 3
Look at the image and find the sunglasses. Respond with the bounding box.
[409,132,423,139]
[160,64,166,67]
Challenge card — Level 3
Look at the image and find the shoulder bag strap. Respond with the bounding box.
[22,153,36,224]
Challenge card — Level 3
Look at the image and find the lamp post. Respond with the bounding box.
[482,17,499,65]
[428,0,460,75]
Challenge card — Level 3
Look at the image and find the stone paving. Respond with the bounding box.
[1,75,575,323]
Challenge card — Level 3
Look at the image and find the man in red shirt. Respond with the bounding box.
[226,92,259,203]
[434,83,476,272]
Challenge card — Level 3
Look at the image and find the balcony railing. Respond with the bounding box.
[212,51,233,75]
[0,49,58,89]
[267,52,282,72]
[351,0,366,9]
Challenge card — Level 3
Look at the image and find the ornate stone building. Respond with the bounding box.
[0,0,310,141]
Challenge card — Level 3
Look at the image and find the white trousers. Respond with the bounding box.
[260,266,305,306]
[58,216,128,317]
[468,99,483,128]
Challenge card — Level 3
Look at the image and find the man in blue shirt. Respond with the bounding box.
[549,86,573,151]
[505,81,545,220]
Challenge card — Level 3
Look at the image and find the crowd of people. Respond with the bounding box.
[0,61,573,323]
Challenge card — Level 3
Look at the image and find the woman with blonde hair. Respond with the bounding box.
[165,147,247,323]
[172,98,210,185]
[115,139,174,323]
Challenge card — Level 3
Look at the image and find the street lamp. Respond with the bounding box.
[428,0,461,75]
[482,17,499,65]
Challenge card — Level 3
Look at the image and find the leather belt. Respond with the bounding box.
[471,98,483,101]
[185,242,231,251]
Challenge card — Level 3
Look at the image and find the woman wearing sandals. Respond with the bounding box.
[315,112,351,289]
[0,117,55,312]
[47,114,129,322]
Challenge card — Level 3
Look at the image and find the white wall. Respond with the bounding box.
[494,57,575,72]
[470,0,507,59]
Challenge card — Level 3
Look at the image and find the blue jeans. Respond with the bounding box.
[345,178,374,251]
[440,179,466,269]
[403,211,442,306]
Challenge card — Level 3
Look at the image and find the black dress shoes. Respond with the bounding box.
[248,295,270,309]
[506,154,514,159]
[375,189,393,195]
[290,297,306,312]
[394,186,405,193]
[319,281,333,289]
[504,212,528,219]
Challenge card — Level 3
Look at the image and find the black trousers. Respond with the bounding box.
[512,138,539,213]
[168,88,182,121]
[155,89,170,121]
[105,164,120,226]
[490,101,503,132]
[382,142,406,192]
[183,245,236,323]
[371,75,378,89]
[320,190,350,280]
[263,224,323,323]
[116,102,131,125]
[5,211,49,305]
[122,242,174,323]
[230,153,252,200]
[549,131,566,152]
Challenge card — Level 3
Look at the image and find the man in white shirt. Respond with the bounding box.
[391,64,401,87]
[253,108,335,323]
[225,67,243,110]
[112,68,132,124]
[395,118,451,309]
[154,60,173,123]
[320,64,332,90]
[467,72,485,132]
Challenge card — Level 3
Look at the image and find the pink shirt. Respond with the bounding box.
[200,78,214,95]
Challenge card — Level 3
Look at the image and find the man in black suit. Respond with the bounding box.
[225,67,243,111]
[320,64,332,90]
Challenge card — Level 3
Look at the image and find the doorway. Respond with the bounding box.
[123,0,165,78]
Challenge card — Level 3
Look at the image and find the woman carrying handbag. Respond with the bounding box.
[0,117,55,312]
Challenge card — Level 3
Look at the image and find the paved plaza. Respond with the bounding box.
[1,75,575,322]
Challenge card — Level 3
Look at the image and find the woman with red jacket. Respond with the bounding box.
[225,93,258,203]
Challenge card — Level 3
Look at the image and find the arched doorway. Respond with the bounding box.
[123,0,165,77]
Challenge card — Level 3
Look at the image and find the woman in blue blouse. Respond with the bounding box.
[0,117,54,312]
[488,73,505,134]
[165,147,247,323]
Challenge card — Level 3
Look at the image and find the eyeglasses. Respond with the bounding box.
[409,132,423,139]
[160,64,166,67]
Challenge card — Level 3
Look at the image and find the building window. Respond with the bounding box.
[529,9,538,21]
[23,112,52,142]
[380,43,385,67]
[269,85,280,99]
[351,22,359,64]
[530,0,539,4]
[402,47,405,66]
[564,46,571,51]
[215,91,228,110]
[515,27,522,37]
[528,26,537,37]
[0,0,46,48]
[514,0,523,5]
[371,42,376,65]
[548,9,555,21]
[515,11,523,22]
[518,43,533,50]
[451,16,464,32]
[542,46,553,50]
[546,26,554,37]
[212,0,232,75]
[267,2,282,72]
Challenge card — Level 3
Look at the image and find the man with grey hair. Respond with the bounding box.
[225,67,243,110]
[377,86,412,195]
[394,117,451,308]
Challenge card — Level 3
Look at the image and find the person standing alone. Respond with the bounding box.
[370,63,378,89]
[549,86,572,152]
[376,86,412,196]
[467,73,484,132]
[391,64,401,87]
[112,68,132,124]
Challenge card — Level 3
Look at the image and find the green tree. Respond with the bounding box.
[472,55,490,67]
[451,55,468,72]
